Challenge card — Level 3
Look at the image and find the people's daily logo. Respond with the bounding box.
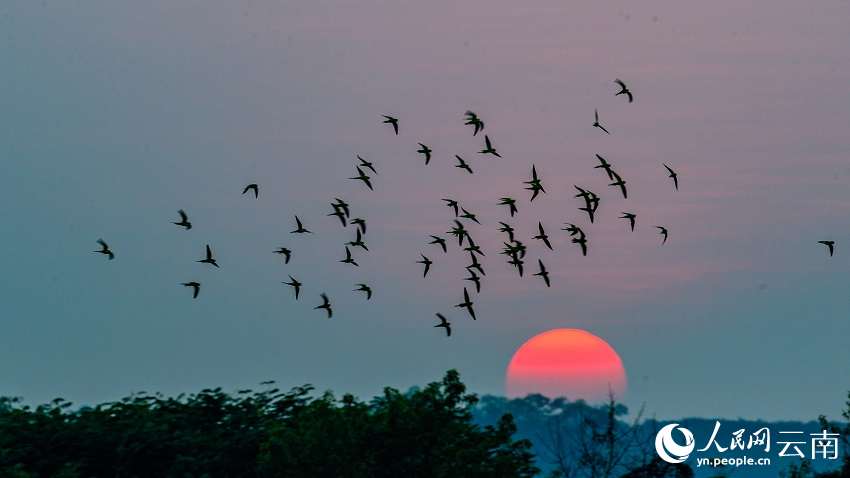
[656,423,695,463]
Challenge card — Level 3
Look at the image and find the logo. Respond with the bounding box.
[656,423,695,463]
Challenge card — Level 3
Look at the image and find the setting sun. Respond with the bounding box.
[505,329,627,402]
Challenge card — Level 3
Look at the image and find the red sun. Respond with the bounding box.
[505,329,627,402]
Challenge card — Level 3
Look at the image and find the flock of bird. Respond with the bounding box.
[94,78,695,338]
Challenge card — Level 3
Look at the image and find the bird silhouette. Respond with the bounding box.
[434,313,452,336]
[333,198,350,218]
[94,239,114,260]
[614,78,633,103]
[442,199,460,217]
[429,235,448,253]
[819,240,835,256]
[448,220,470,246]
[382,115,398,135]
[595,154,615,180]
[463,239,485,257]
[507,255,525,277]
[533,259,550,287]
[417,143,433,165]
[291,216,313,234]
[172,209,192,230]
[498,222,516,242]
[467,253,485,276]
[593,109,610,135]
[663,164,678,190]
[354,283,372,300]
[464,270,482,293]
[460,207,480,224]
[340,246,359,266]
[464,110,484,136]
[350,217,367,234]
[327,207,347,227]
[358,155,378,175]
[562,223,583,237]
[454,155,473,174]
[655,226,669,245]
[347,229,369,251]
[479,135,501,157]
[197,244,219,268]
[283,275,302,300]
[524,165,546,202]
[533,222,553,250]
[243,183,259,198]
[417,254,433,277]
[609,170,628,199]
[315,293,333,318]
[273,247,292,263]
[181,281,200,298]
[620,212,636,231]
[455,287,476,320]
[498,197,518,217]
[572,235,588,256]
[349,166,373,190]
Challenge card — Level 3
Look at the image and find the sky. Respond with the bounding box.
[1,1,849,423]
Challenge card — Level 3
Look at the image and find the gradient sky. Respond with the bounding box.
[1,1,849,422]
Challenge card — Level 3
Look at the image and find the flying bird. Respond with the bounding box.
[464,110,484,136]
[663,164,679,190]
[350,217,367,234]
[448,220,470,246]
[358,155,377,175]
[382,115,398,135]
[347,229,369,251]
[454,155,473,174]
[533,222,553,250]
[340,246,359,266]
[533,260,550,287]
[429,235,448,253]
[172,209,192,230]
[562,223,583,237]
[655,226,669,245]
[609,170,628,199]
[434,313,452,337]
[498,197,518,217]
[273,247,292,263]
[327,207,347,227]
[614,78,633,103]
[464,270,482,293]
[354,283,372,300]
[620,212,636,231]
[349,166,373,190]
[455,287,476,320]
[332,198,351,218]
[197,244,219,268]
[460,207,480,224]
[443,199,460,217]
[498,222,516,242]
[181,281,200,298]
[572,235,588,257]
[282,275,302,300]
[594,154,615,180]
[417,143,433,165]
[479,135,501,157]
[819,240,835,257]
[593,109,610,135]
[467,253,485,276]
[507,255,524,277]
[524,165,546,202]
[242,183,258,198]
[291,216,313,234]
[417,254,433,277]
[94,239,114,260]
[315,293,332,318]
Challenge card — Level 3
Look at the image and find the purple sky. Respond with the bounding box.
[1,1,849,422]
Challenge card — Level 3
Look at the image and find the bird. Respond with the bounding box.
[498,222,516,242]
[94,239,114,260]
[620,212,636,231]
[562,223,583,237]
[315,293,332,318]
[455,287,476,320]
[479,135,501,157]
[463,241,485,257]
[467,253,485,276]
[181,281,200,298]
[358,155,377,175]
[291,216,313,234]
[524,165,546,202]
[655,226,669,245]
[533,222,553,250]
[273,247,292,263]
[417,254,433,277]
[340,246,359,266]
[429,235,448,253]
[464,270,482,293]
[663,164,678,190]
[197,244,219,268]
[498,197,518,217]
[572,235,588,256]
[507,255,525,277]
[594,154,615,180]
[454,155,473,174]
[332,198,350,218]
[448,220,470,246]
[354,283,372,300]
[434,313,452,337]
[609,170,628,199]
[350,217,366,234]
[327,207,347,227]
[347,229,369,251]
[417,143,433,165]
[533,260,550,287]
[593,109,610,135]
[614,78,633,103]
[819,240,835,256]
[282,275,301,299]
[382,115,398,135]
[459,207,480,224]
[349,166,373,190]
[242,183,259,198]
[172,209,192,230]
[442,199,460,217]
[464,110,484,136]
